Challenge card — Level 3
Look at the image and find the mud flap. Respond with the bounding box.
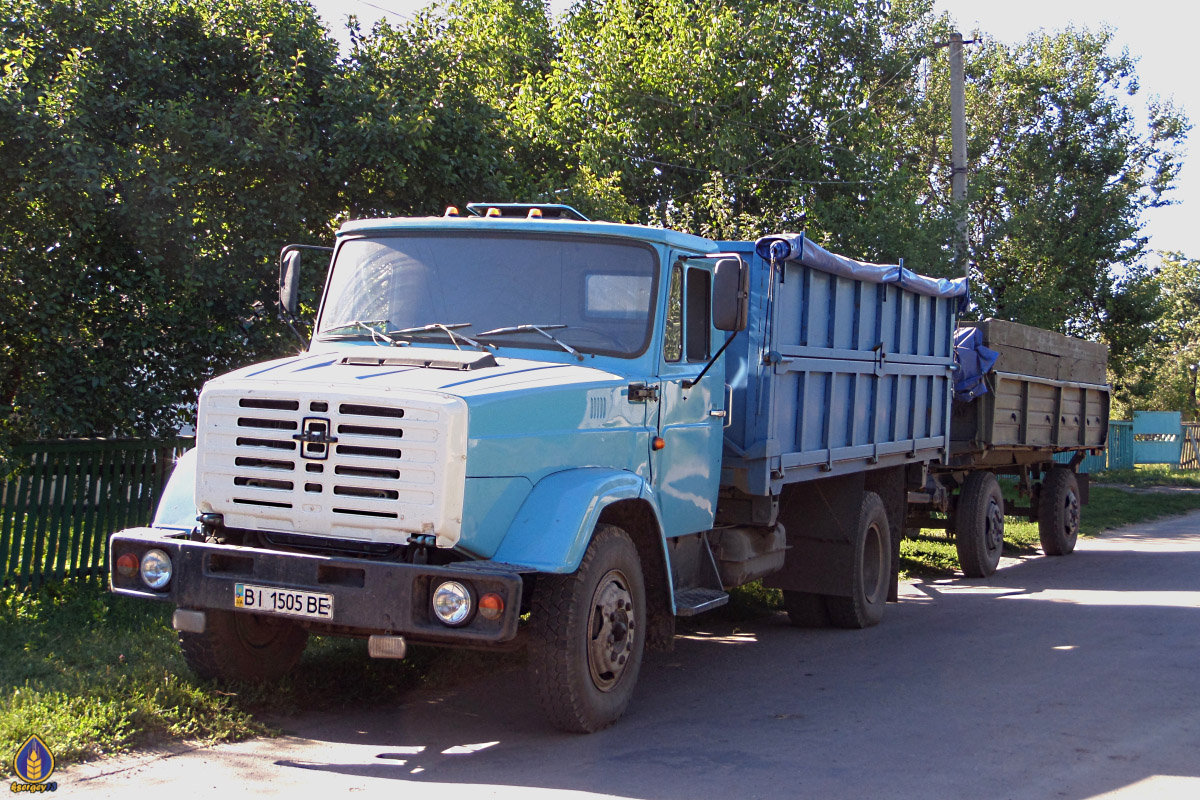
[763,472,865,597]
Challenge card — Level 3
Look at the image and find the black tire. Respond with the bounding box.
[824,491,890,629]
[179,609,309,683]
[782,590,830,627]
[1039,467,1081,556]
[527,524,646,733]
[954,471,1006,578]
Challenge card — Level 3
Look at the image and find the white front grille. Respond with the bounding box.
[195,386,467,546]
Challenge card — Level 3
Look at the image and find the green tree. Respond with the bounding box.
[1117,253,1200,417]
[934,28,1187,352]
[0,0,341,460]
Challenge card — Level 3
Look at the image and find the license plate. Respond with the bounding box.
[234,583,334,620]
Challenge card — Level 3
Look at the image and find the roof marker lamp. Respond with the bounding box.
[444,206,461,217]
[486,207,502,217]
[527,208,543,218]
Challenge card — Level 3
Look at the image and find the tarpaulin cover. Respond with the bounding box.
[952,326,999,402]
[754,232,969,303]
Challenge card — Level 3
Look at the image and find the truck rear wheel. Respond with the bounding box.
[782,591,831,627]
[955,471,1006,578]
[824,491,890,629]
[527,524,646,733]
[179,609,309,683]
[1039,467,1081,556]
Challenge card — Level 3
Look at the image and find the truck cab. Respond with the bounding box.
[111,205,751,733]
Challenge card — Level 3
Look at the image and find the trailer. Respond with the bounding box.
[108,207,1107,733]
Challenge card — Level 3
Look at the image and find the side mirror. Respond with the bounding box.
[279,249,301,318]
[712,257,748,332]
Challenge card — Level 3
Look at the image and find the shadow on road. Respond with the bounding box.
[259,523,1200,800]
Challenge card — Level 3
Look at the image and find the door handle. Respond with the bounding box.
[710,384,733,428]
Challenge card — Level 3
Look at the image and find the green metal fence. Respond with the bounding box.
[0,438,192,588]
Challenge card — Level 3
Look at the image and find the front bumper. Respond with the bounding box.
[110,528,523,644]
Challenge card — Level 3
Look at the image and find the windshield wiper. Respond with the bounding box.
[318,320,406,346]
[477,324,584,361]
[387,323,495,352]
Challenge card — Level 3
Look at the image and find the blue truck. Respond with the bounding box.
[109,203,1108,732]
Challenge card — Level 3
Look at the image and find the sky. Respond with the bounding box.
[309,0,1196,258]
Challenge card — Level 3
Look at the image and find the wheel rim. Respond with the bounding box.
[863,522,886,604]
[1062,489,1080,542]
[235,612,287,649]
[985,497,1005,554]
[587,569,636,692]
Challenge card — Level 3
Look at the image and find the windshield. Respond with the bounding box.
[316,233,658,358]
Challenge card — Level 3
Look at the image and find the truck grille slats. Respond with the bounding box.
[341,403,405,418]
[238,417,298,430]
[336,444,402,459]
[198,386,467,544]
[239,398,300,411]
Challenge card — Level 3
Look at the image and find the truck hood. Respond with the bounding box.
[210,346,625,398]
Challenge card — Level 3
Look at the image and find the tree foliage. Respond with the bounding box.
[0,0,1192,464]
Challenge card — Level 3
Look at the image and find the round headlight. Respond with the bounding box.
[140,549,173,590]
[432,581,472,626]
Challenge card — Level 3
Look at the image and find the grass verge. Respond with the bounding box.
[0,579,503,775]
[900,484,1200,580]
[1092,465,1200,489]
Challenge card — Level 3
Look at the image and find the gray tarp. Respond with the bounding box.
[754,232,969,301]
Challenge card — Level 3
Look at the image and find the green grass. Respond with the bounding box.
[900,485,1200,580]
[1092,465,1200,488]
[0,579,494,775]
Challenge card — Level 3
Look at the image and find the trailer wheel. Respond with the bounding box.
[824,491,890,629]
[955,471,1006,578]
[527,524,646,733]
[1039,467,1081,556]
[782,590,830,627]
[179,609,308,683]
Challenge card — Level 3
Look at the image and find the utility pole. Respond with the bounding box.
[949,31,969,282]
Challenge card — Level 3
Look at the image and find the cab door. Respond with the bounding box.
[651,259,727,537]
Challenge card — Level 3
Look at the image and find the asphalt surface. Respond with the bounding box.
[60,511,1200,799]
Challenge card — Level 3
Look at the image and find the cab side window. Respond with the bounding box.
[663,264,682,362]
[685,267,710,362]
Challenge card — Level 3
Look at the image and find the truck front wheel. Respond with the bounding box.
[527,524,647,733]
[955,471,1006,578]
[1039,467,1081,556]
[179,609,309,683]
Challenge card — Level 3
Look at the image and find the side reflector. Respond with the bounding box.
[478,592,504,620]
[652,437,666,451]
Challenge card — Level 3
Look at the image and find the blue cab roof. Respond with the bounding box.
[337,216,720,254]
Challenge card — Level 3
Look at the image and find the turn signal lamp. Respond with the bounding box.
[652,437,666,451]
[444,206,461,217]
[478,592,505,621]
[485,207,502,217]
[116,552,138,578]
[527,208,543,218]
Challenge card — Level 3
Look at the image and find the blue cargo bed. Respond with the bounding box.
[717,235,967,496]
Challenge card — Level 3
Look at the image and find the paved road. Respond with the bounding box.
[62,512,1200,799]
